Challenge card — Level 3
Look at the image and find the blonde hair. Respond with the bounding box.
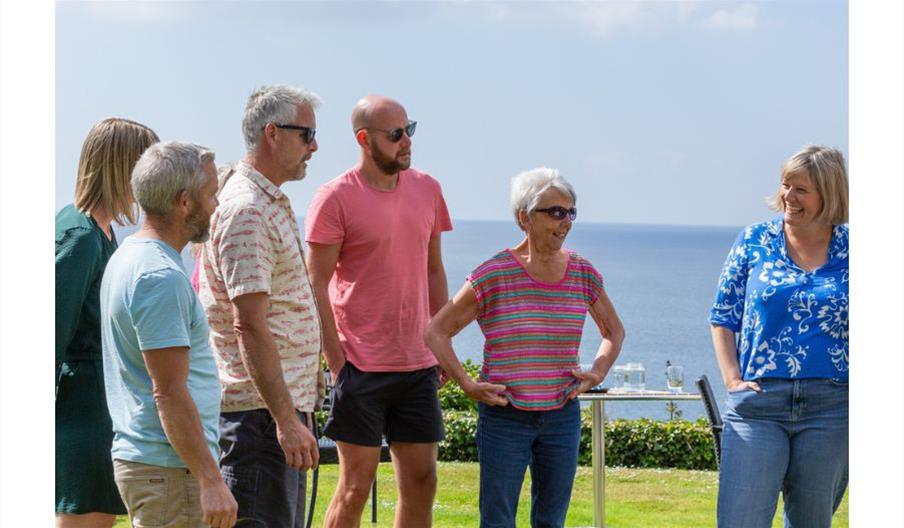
[74,118,159,225]
[768,145,848,225]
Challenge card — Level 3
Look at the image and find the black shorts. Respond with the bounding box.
[323,362,445,447]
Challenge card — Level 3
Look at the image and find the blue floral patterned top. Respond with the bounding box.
[709,218,849,381]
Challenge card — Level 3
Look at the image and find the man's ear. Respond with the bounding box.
[355,129,369,149]
[176,189,191,212]
[261,123,277,146]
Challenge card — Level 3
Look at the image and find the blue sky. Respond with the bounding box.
[55,1,847,227]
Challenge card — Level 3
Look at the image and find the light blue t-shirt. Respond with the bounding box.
[100,236,221,467]
[709,218,849,381]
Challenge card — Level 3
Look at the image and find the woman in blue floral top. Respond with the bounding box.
[709,145,848,528]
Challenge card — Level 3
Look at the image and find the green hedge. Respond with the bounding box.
[437,359,481,412]
[439,411,717,471]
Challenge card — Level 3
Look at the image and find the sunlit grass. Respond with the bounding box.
[113,462,848,527]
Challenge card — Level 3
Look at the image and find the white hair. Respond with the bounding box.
[510,167,577,229]
[131,141,215,217]
[242,84,322,151]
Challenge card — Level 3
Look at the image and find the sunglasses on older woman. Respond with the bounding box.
[534,206,577,221]
[358,120,417,143]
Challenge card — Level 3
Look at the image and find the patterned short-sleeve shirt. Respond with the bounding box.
[709,218,849,381]
[198,161,322,412]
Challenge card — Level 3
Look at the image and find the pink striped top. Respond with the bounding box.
[468,249,603,410]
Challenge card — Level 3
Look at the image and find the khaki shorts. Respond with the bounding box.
[113,459,203,528]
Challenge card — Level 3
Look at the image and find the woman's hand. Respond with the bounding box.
[725,378,761,392]
[569,368,605,398]
[462,378,509,406]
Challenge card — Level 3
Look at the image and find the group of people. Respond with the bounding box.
[54,82,848,528]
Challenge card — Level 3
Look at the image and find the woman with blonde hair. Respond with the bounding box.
[709,145,849,527]
[55,117,158,527]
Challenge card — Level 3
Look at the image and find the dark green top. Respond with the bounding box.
[55,204,118,364]
[55,204,127,514]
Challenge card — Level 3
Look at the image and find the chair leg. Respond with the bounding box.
[371,476,377,523]
[306,466,319,528]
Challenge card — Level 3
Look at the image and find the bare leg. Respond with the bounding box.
[390,442,438,528]
[55,513,116,528]
[323,441,381,528]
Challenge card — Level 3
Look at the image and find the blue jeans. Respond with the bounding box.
[476,399,581,528]
[219,409,309,528]
[718,378,848,528]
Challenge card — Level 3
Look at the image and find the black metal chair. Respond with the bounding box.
[696,375,723,467]
[306,373,392,528]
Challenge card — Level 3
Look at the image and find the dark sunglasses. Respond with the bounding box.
[268,123,317,144]
[534,206,577,221]
[360,120,417,142]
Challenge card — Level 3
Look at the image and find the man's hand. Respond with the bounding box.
[436,366,449,388]
[569,368,605,399]
[326,355,346,386]
[462,379,508,406]
[199,479,238,528]
[275,414,320,471]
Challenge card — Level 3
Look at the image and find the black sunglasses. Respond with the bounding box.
[359,120,417,142]
[268,123,317,144]
[534,206,577,221]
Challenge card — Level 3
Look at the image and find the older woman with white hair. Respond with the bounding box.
[425,167,625,527]
[710,145,849,527]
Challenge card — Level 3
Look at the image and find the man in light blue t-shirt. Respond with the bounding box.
[100,141,237,528]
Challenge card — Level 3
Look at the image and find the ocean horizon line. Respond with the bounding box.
[294,215,746,232]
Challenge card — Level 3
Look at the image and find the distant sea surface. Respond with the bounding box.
[116,219,742,420]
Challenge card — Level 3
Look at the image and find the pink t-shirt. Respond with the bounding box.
[305,167,453,372]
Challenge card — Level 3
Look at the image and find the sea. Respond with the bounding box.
[115,219,742,421]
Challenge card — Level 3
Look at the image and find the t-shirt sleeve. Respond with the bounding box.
[305,186,346,245]
[466,273,484,307]
[708,229,750,332]
[582,259,604,306]
[215,206,274,299]
[431,179,453,236]
[466,260,494,314]
[54,227,102,363]
[130,270,193,351]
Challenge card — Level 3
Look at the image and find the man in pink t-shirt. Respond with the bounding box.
[305,94,452,527]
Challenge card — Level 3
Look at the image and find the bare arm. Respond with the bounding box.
[427,234,449,316]
[144,347,237,528]
[710,325,761,392]
[424,281,508,406]
[305,242,345,378]
[231,292,318,470]
[571,287,627,397]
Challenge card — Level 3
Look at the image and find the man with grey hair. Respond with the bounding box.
[101,141,238,528]
[198,84,322,527]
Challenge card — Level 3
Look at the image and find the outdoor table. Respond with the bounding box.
[578,390,702,528]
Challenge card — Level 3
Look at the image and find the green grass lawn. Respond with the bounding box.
[114,462,848,527]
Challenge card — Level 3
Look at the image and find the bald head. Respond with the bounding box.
[351,95,405,132]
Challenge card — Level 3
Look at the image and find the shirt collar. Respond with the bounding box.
[236,160,285,200]
[768,216,848,264]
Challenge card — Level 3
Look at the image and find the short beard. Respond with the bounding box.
[286,161,307,181]
[370,139,410,174]
[186,206,210,243]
